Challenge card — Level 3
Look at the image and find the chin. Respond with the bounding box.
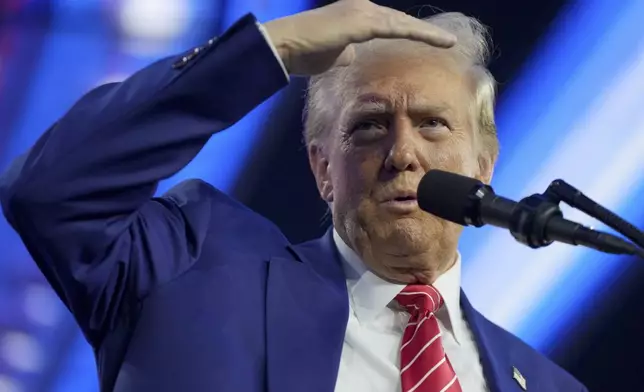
[371,219,436,255]
[371,261,438,285]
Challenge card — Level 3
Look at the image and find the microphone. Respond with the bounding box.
[417,170,644,258]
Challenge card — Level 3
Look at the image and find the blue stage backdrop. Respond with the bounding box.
[0,0,643,391]
[0,1,311,391]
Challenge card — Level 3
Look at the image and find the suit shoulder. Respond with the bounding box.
[160,178,260,221]
[476,315,586,390]
[160,179,239,207]
[159,179,290,249]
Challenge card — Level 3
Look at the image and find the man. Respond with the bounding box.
[0,1,587,391]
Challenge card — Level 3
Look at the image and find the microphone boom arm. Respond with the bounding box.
[507,181,644,258]
[544,179,644,249]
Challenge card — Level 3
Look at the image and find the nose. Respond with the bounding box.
[384,122,422,173]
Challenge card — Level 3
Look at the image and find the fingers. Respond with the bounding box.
[399,15,457,48]
[368,7,457,48]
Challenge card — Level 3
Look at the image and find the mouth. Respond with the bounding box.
[381,192,419,211]
[384,190,418,202]
[391,195,417,202]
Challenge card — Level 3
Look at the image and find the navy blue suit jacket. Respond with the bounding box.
[0,14,587,392]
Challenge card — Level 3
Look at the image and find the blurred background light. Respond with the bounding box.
[0,375,22,392]
[461,0,644,350]
[0,0,643,391]
[1,332,43,373]
[23,285,60,328]
[118,0,190,40]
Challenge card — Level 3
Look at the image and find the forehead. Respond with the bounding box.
[341,46,474,110]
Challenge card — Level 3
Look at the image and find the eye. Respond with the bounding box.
[421,117,449,129]
[350,119,387,133]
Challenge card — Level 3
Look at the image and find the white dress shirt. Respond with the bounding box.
[332,230,489,392]
[256,22,290,79]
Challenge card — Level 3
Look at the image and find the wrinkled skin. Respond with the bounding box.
[309,46,494,284]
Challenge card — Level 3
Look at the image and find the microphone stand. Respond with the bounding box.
[544,179,644,249]
[506,181,644,259]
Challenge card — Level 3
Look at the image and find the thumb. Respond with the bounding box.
[332,45,356,67]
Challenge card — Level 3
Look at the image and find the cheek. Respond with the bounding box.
[332,152,381,201]
[424,134,477,176]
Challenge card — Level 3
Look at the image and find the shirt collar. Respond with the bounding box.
[333,228,466,344]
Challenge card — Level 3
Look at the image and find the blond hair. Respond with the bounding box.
[303,11,499,158]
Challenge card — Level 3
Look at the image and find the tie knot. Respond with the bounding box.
[395,285,443,315]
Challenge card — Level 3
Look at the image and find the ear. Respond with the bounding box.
[477,152,496,185]
[308,142,334,203]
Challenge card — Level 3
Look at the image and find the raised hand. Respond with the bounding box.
[264,0,456,76]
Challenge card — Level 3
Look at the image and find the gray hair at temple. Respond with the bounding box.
[302,11,499,159]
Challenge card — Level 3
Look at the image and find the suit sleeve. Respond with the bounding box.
[0,14,288,345]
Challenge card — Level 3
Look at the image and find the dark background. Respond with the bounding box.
[0,0,642,391]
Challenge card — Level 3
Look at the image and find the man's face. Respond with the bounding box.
[309,48,492,284]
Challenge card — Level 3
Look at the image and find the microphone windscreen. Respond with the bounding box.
[417,170,483,225]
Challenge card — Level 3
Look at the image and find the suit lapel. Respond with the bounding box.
[461,291,529,392]
[266,229,349,392]
[266,233,537,392]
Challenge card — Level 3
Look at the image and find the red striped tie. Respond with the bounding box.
[395,285,462,392]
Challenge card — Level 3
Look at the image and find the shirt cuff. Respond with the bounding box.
[256,21,290,81]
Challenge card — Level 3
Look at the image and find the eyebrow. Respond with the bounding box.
[348,94,453,116]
